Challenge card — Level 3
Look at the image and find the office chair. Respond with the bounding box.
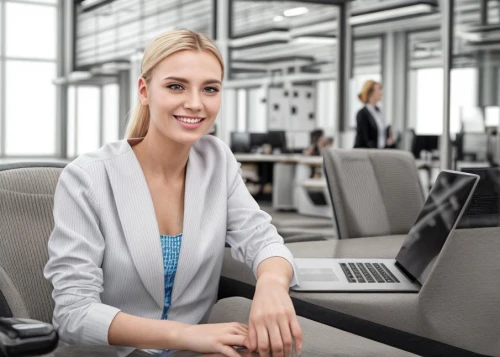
[0,163,154,357]
[323,149,425,239]
[0,163,67,356]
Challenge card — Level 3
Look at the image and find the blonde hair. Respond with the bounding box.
[358,80,380,104]
[126,30,225,139]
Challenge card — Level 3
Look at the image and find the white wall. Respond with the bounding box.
[237,89,247,132]
[218,89,237,144]
[247,86,267,132]
[316,80,337,142]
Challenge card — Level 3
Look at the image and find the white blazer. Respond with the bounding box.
[44,136,297,356]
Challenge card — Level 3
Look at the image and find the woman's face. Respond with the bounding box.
[371,83,383,103]
[138,50,222,145]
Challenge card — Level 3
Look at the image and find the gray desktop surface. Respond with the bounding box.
[46,346,259,357]
[170,350,259,357]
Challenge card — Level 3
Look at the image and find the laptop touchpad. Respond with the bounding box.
[300,268,339,282]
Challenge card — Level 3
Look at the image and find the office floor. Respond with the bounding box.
[258,201,336,239]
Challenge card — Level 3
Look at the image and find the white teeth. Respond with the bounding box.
[176,116,203,124]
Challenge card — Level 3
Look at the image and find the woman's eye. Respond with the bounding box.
[167,84,183,90]
[204,87,219,93]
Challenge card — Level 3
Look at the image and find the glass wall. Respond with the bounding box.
[66,83,119,158]
[349,36,383,129]
[408,29,478,133]
[75,0,212,70]
[0,0,57,157]
[226,0,338,150]
[451,0,497,166]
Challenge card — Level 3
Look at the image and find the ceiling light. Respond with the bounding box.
[350,3,435,26]
[292,36,337,45]
[273,15,285,22]
[283,7,309,17]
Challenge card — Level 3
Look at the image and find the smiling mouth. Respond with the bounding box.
[174,115,205,124]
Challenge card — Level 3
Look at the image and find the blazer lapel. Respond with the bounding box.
[104,141,164,309]
[364,107,379,135]
[170,147,203,305]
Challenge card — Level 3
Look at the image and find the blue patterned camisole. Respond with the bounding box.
[144,233,182,356]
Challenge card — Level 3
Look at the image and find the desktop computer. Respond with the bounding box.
[230,132,251,153]
[267,130,288,153]
[249,133,268,151]
[412,135,439,159]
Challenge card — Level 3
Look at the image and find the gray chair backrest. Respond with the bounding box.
[323,149,425,239]
[0,163,66,323]
[463,132,488,161]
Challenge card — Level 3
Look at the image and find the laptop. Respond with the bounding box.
[292,170,479,292]
[457,167,500,229]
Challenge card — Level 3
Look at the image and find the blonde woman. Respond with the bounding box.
[44,30,301,357]
[353,80,395,149]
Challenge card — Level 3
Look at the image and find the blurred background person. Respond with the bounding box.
[354,80,394,149]
[304,129,324,156]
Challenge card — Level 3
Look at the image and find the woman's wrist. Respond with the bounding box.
[163,320,190,350]
[257,272,290,290]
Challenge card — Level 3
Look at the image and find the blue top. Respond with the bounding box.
[159,233,182,320]
[145,233,182,356]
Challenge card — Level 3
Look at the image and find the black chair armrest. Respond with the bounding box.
[0,318,58,357]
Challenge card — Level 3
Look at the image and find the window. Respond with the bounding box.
[103,84,119,144]
[67,84,119,158]
[414,67,477,135]
[415,68,444,134]
[5,61,56,155]
[1,0,58,156]
[6,2,56,60]
[76,87,100,155]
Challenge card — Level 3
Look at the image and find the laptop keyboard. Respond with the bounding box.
[340,262,400,283]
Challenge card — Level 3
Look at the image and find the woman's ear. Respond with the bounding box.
[138,77,148,105]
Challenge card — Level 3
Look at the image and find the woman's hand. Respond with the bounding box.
[246,274,303,357]
[178,323,249,357]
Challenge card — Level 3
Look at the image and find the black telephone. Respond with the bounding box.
[0,318,58,357]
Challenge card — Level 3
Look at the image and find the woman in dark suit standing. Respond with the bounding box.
[353,80,395,149]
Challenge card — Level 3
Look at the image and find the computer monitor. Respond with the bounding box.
[267,130,287,153]
[458,167,500,229]
[230,132,251,153]
[249,133,268,150]
[412,135,439,158]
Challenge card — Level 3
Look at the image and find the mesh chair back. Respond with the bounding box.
[323,149,424,239]
[0,163,65,322]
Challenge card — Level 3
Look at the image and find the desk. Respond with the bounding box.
[234,154,322,166]
[234,154,329,217]
[170,349,259,356]
[234,153,294,163]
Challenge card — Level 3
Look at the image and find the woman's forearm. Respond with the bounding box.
[108,312,188,350]
[256,256,293,288]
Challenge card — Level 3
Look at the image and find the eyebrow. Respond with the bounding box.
[162,76,222,85]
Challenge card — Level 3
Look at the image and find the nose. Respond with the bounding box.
[183,90,202,112]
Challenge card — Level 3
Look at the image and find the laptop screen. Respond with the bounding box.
[395,171,478,285]
[458,167,500,229]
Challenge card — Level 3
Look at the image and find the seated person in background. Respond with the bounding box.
[304,129,324,156]
[354,80,394,149]
[44,30,302,357]
[318,136,334,154]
